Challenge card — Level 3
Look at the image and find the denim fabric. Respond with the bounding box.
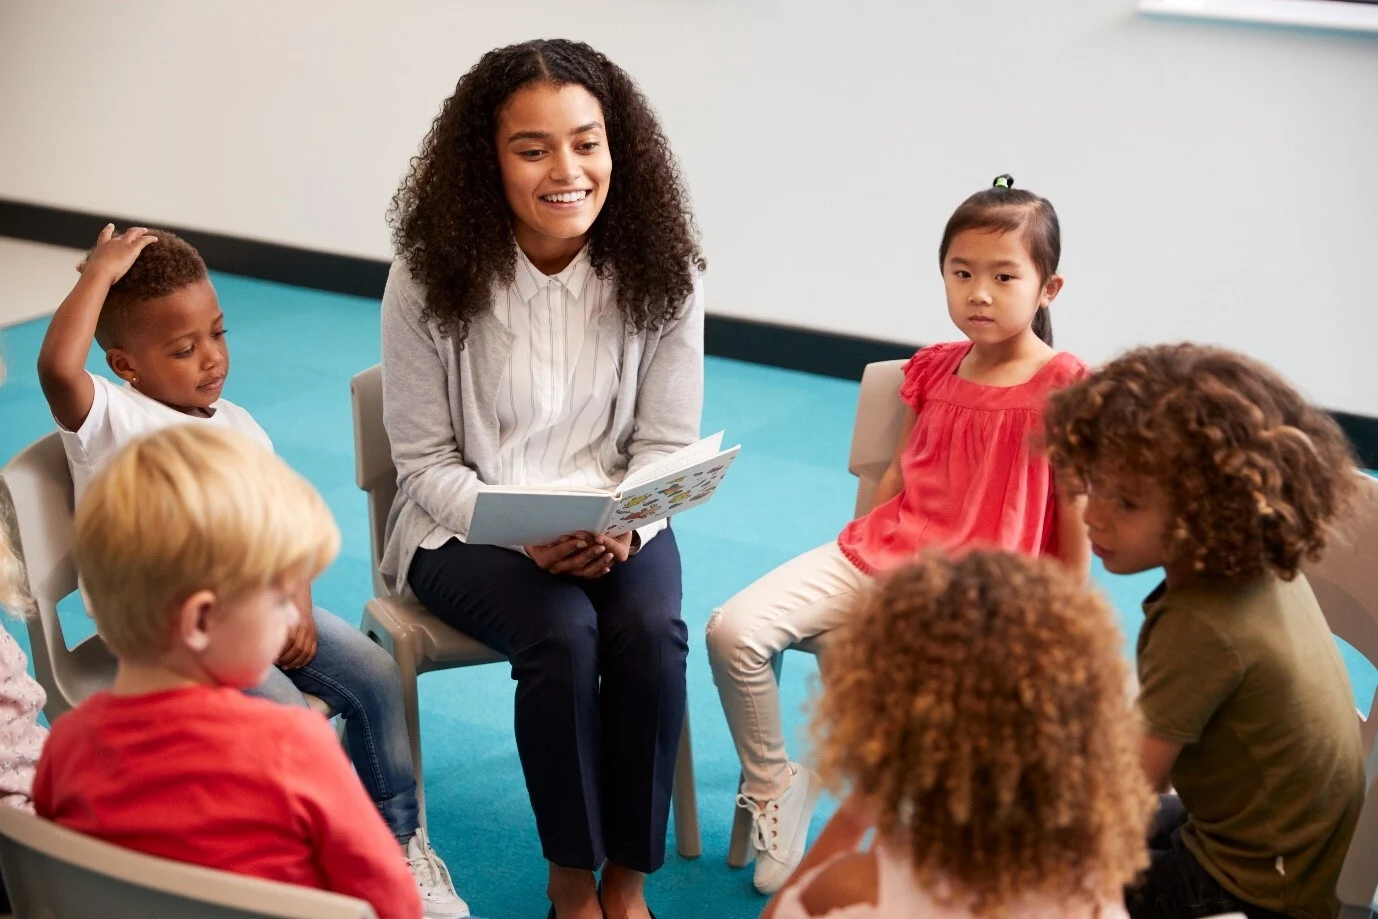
[247,606,419,842]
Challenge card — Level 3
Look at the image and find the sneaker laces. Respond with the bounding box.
[407,829,456,896]
[736,793,782,855]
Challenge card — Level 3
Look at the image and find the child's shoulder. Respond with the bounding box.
[1039,350,1089,387]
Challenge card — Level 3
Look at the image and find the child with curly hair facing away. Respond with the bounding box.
[708,175,1090,894]
[763,550,1152,919]
[1045,343,1365,919]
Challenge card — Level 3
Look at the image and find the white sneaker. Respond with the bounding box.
[405,828,470,919]
[737,763,822,895]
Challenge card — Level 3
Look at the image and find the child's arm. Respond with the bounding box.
[1140,734,1182,794]
[1054,490,1092,580]
[288,715,422,919]
[863,409,917,516]
[762,793,874,919]
[36,225,157,432]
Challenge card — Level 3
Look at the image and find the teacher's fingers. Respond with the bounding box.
[548,542,611,575]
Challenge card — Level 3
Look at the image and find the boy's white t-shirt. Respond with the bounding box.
[59,372,273,508]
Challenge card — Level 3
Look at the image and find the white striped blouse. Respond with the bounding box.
[496,244,620,489]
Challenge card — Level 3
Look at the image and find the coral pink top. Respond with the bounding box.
[838,342,1087,575]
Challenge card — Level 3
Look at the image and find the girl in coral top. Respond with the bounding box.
[706,175,1091,895]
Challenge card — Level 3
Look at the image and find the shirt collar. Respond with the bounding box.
[513,243,594,304]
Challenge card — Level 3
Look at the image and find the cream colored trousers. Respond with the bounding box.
[706,541,874,798]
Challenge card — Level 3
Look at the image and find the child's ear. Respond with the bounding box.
[175,589,218,654]
[105,349,139,385]
[1040,274,1065,308]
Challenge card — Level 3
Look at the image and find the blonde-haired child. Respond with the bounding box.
[0,355,50,915]
[764,550,1152,919]
[33,425,422,919]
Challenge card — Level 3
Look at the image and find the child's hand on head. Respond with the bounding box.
[76,224,158,286]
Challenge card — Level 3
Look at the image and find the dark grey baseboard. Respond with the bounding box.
[3,197,1374,467]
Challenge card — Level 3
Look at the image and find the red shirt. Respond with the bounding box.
[838,342,1087,575]
[34,685,421,919]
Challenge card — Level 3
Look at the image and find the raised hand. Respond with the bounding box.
[77,224,158,284]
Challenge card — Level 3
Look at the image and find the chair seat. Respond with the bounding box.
[364,595,505,668]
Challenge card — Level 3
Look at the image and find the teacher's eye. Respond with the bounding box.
[578,141,601,153]
[518,148,547,160]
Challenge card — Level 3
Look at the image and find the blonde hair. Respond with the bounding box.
[813,551,1153,918]
[75,425,339,661]
[0,355,31,617]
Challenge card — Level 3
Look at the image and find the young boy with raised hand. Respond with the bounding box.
[34,425,421,919]
[35,225,467,917]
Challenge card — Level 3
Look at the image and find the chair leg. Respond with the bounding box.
[727,770,754,869]
[728,651,789,867]
[362,610,428,831]
[672,708,701,859]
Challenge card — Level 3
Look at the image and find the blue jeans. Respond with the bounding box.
[246,607,419,842]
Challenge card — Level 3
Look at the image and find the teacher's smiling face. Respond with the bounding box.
[497,81,612,275]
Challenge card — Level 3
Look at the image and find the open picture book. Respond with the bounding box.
[465,432,741,547]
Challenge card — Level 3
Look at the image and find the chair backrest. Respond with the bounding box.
[846,359,908,519]
[1304,472,1378,914]
[1306,472,1378,751]
[0,807,375,919]
[350,365,395,599]
[0,433,116,723]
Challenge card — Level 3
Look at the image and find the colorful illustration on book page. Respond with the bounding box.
[606,463,732,534]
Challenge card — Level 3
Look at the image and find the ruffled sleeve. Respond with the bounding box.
[899,345,948,412]
[1041,352,1090,393]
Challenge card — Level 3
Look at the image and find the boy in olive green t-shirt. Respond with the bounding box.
[1045,344,1366,919]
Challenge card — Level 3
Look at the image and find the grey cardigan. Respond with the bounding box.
[378,258,705,597]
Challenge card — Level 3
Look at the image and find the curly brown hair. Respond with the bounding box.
[93,229,207,350]
[813,551,1152,917]
[1044,344,1358,580]
[389,39,705,343]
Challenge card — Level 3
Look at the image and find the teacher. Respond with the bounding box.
[379,39,705,919]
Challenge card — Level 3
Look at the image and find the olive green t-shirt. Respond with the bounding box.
[1137,573,1365,919]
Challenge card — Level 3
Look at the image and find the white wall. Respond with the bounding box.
[1,0,1375,413]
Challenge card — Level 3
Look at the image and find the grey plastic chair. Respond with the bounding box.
[1306,471,1378,918]
[349,365,702,857]
[0,806,375,919]
[0,433,115,723]
[0,432,335,722]
[725,359,907,868]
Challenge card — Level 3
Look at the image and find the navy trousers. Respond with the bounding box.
[408,528,688,873]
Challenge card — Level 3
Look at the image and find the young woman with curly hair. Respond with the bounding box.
[1045,343,1365,919]
[706,175,1090,894]
[381,38,705,919]
[761,550,1153,919]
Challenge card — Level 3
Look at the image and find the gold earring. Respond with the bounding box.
[131,375,139,384]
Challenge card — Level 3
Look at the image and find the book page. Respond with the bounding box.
[604,445,740,536]
[620,431,726,493]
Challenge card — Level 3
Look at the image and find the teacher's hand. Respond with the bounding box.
[526,533,616,578]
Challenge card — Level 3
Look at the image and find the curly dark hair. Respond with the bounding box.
[813,551,1152,917]
[93,229,207,350]
[389,38,705,342]
[1044,343,1359,580]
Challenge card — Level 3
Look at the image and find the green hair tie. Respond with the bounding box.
[993,174,1014,189]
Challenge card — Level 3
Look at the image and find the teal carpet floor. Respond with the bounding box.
[1,271,1373,919]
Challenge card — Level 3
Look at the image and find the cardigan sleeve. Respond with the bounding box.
[380,262,485,540]
[625,271,705,479]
